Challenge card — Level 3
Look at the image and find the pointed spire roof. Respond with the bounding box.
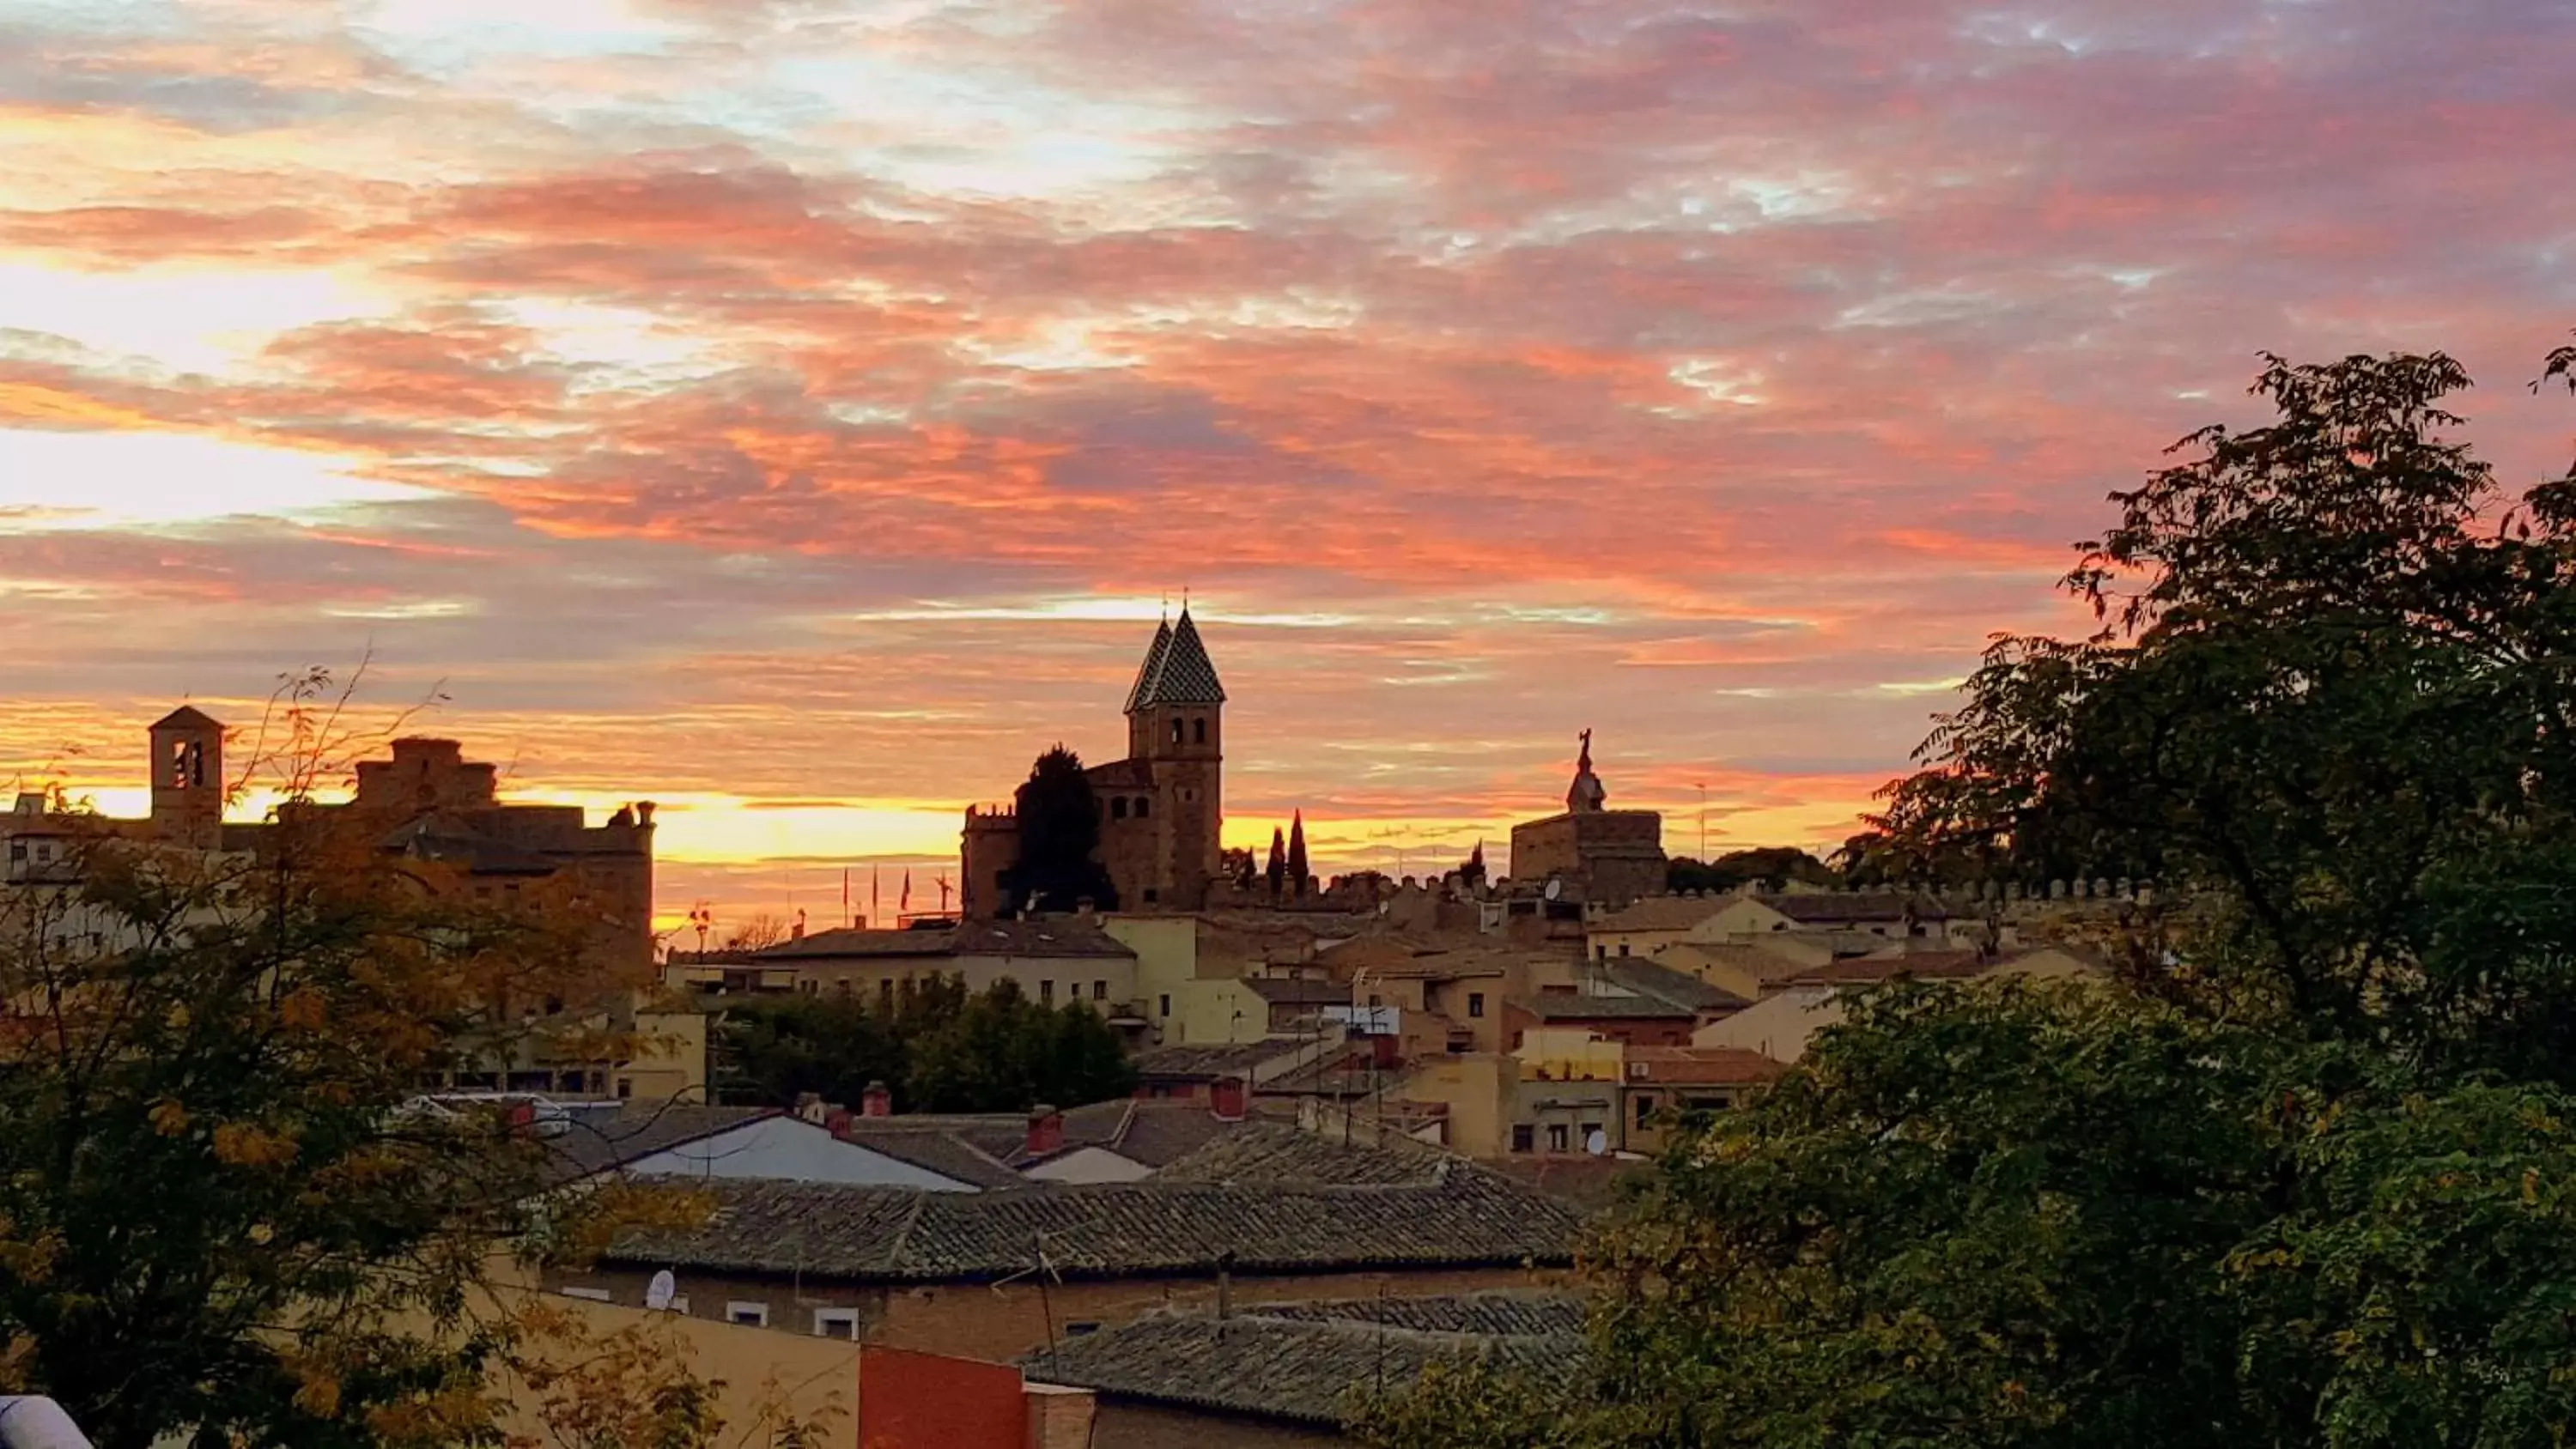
[1126,608,1226,712]
[1123,617,1175,714]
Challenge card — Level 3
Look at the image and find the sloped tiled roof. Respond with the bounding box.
[601,1158,1579,1282]
[1082,757,1157,790]
[1591,895,1735,933]
[1785,950,1992,985]
[1243,976,1348,1006]
[1021,1294,1583,1427]
[1511,993,1696,1022]
[1765,892,1948,925]
[1624,1045,1788,1087]
[1122,618,1175,714]
[1597,959,1749,1013]
[544,1105,781,1183]
[827,1125,1030,1190]
[1151,1122,1446,1187]
[1133,1040,1304,1082]
[1127,609,1226,710]
[756,917,1136,962]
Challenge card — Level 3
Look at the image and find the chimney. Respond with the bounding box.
[1208,1076,1247,1123]
[824,1107,853,1138]
[861,1080,892,1118]
[1075,896,1096,918]
[1025,1104,1064,1157]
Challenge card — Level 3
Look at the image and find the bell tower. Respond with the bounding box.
[1122,609,1225,909]
[149,705,226,847]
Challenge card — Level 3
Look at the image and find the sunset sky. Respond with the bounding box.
[4,0,2573,935]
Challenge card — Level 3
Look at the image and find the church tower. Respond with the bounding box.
[1123,609,1225,909]
[149,705,226,848]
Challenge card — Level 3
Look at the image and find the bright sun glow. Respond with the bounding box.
[0,431,429,530]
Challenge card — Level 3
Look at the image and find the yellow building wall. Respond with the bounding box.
[1168,977,1268,1045]
[1106,914,1202,1018]
[1516,1028,1625,1083]
[620,1010,708,1104]
[1394,1053,1509,1157]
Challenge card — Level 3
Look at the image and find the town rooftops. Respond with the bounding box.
[1624,1045,1787,1087]
[601,1143,1579,1282]
[1591,894,1734,933]
[1783,949,1994,985]
[831,1098,1246,1179]
[1510,992,1697,1022]
[1021,1293,1583,1428]
[1132,1040,1299,1082]
[1763,892,1948,925]
[544,1104,782,1182]
[1595,959,1748,1013]
[756,916,1136,962]
[1242,976,1350,1007]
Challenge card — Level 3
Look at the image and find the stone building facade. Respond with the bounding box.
[963,610,1227,916]
[1508,731,1666,905]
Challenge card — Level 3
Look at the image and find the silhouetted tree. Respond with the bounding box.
[1666,846,1839,894]
[1286,809,1310,894]
[996,744,1118,913]
[1221,846,1257,890]
[1265,827,1287,897]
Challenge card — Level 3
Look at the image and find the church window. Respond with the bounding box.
[1136,797,1151,819]
[1193,718,1207,744]
[1170,718,1184,745]
[1111,797,1129,821]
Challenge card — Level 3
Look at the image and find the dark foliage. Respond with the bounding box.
[995,746,1119,914]
[710,976,1133,1114]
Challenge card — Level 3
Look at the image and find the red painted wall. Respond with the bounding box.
[859,1346,1026,1449]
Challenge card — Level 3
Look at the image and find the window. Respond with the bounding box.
[835,979,854,999]
[1144,888,1159,903]
[1546,1124,1569,1153]
[1595,945,1607,961]
[1635,1094,1658,1128]
[1369,993,1382,1007]
[726,1301,769,1328]
[1618,943,1631,956]
[1511,1125,1535,1153]
[6,841,21,863]
[879,979,895,1009]
[1111,797,1129,820]
[1134,797,1151,819]
[559,1286,612,1303]
[797,979,819,997]
[1040,979,1054,1005]
[616,1077,634,1100]
[1065,1321,1102,1337]
[1170,718,1184,744]
[1093,980,1108,1000]
[812,1307,860,1340]
[1158,994,1172,1017]
[1467,992,1485,1018]
[1193,718,1207,744]
[1580,1121,1603,1149]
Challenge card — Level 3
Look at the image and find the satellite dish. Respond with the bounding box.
[1544,876,1563,902]
[645,1270,677,1312]
[1585,1129,1608,1157]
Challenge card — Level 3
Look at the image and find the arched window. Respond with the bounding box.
[1194,718,1207,744]
[1170,718,1184,745]
[1135,797,1151,819]
[1111,797,1129,820]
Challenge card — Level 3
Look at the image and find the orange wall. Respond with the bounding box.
[859,1347,1026,1449]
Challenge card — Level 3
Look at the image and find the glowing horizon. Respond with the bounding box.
[4,0,2572,931]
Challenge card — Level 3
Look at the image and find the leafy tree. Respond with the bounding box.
[995,746,1119,914]
[709,974,1133,1114]
[1664,846,1838,894]
[1363,342,2576,1449]
[1220,846,1258,890]
[901,979,1136,1113]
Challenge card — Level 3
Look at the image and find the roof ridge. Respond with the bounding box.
[1122,618,1174,714]
[883,1191,933,1272]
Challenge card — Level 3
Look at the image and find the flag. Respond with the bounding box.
[900,870,911,912]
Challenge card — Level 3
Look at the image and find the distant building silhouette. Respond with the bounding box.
[963,610,1226,916]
